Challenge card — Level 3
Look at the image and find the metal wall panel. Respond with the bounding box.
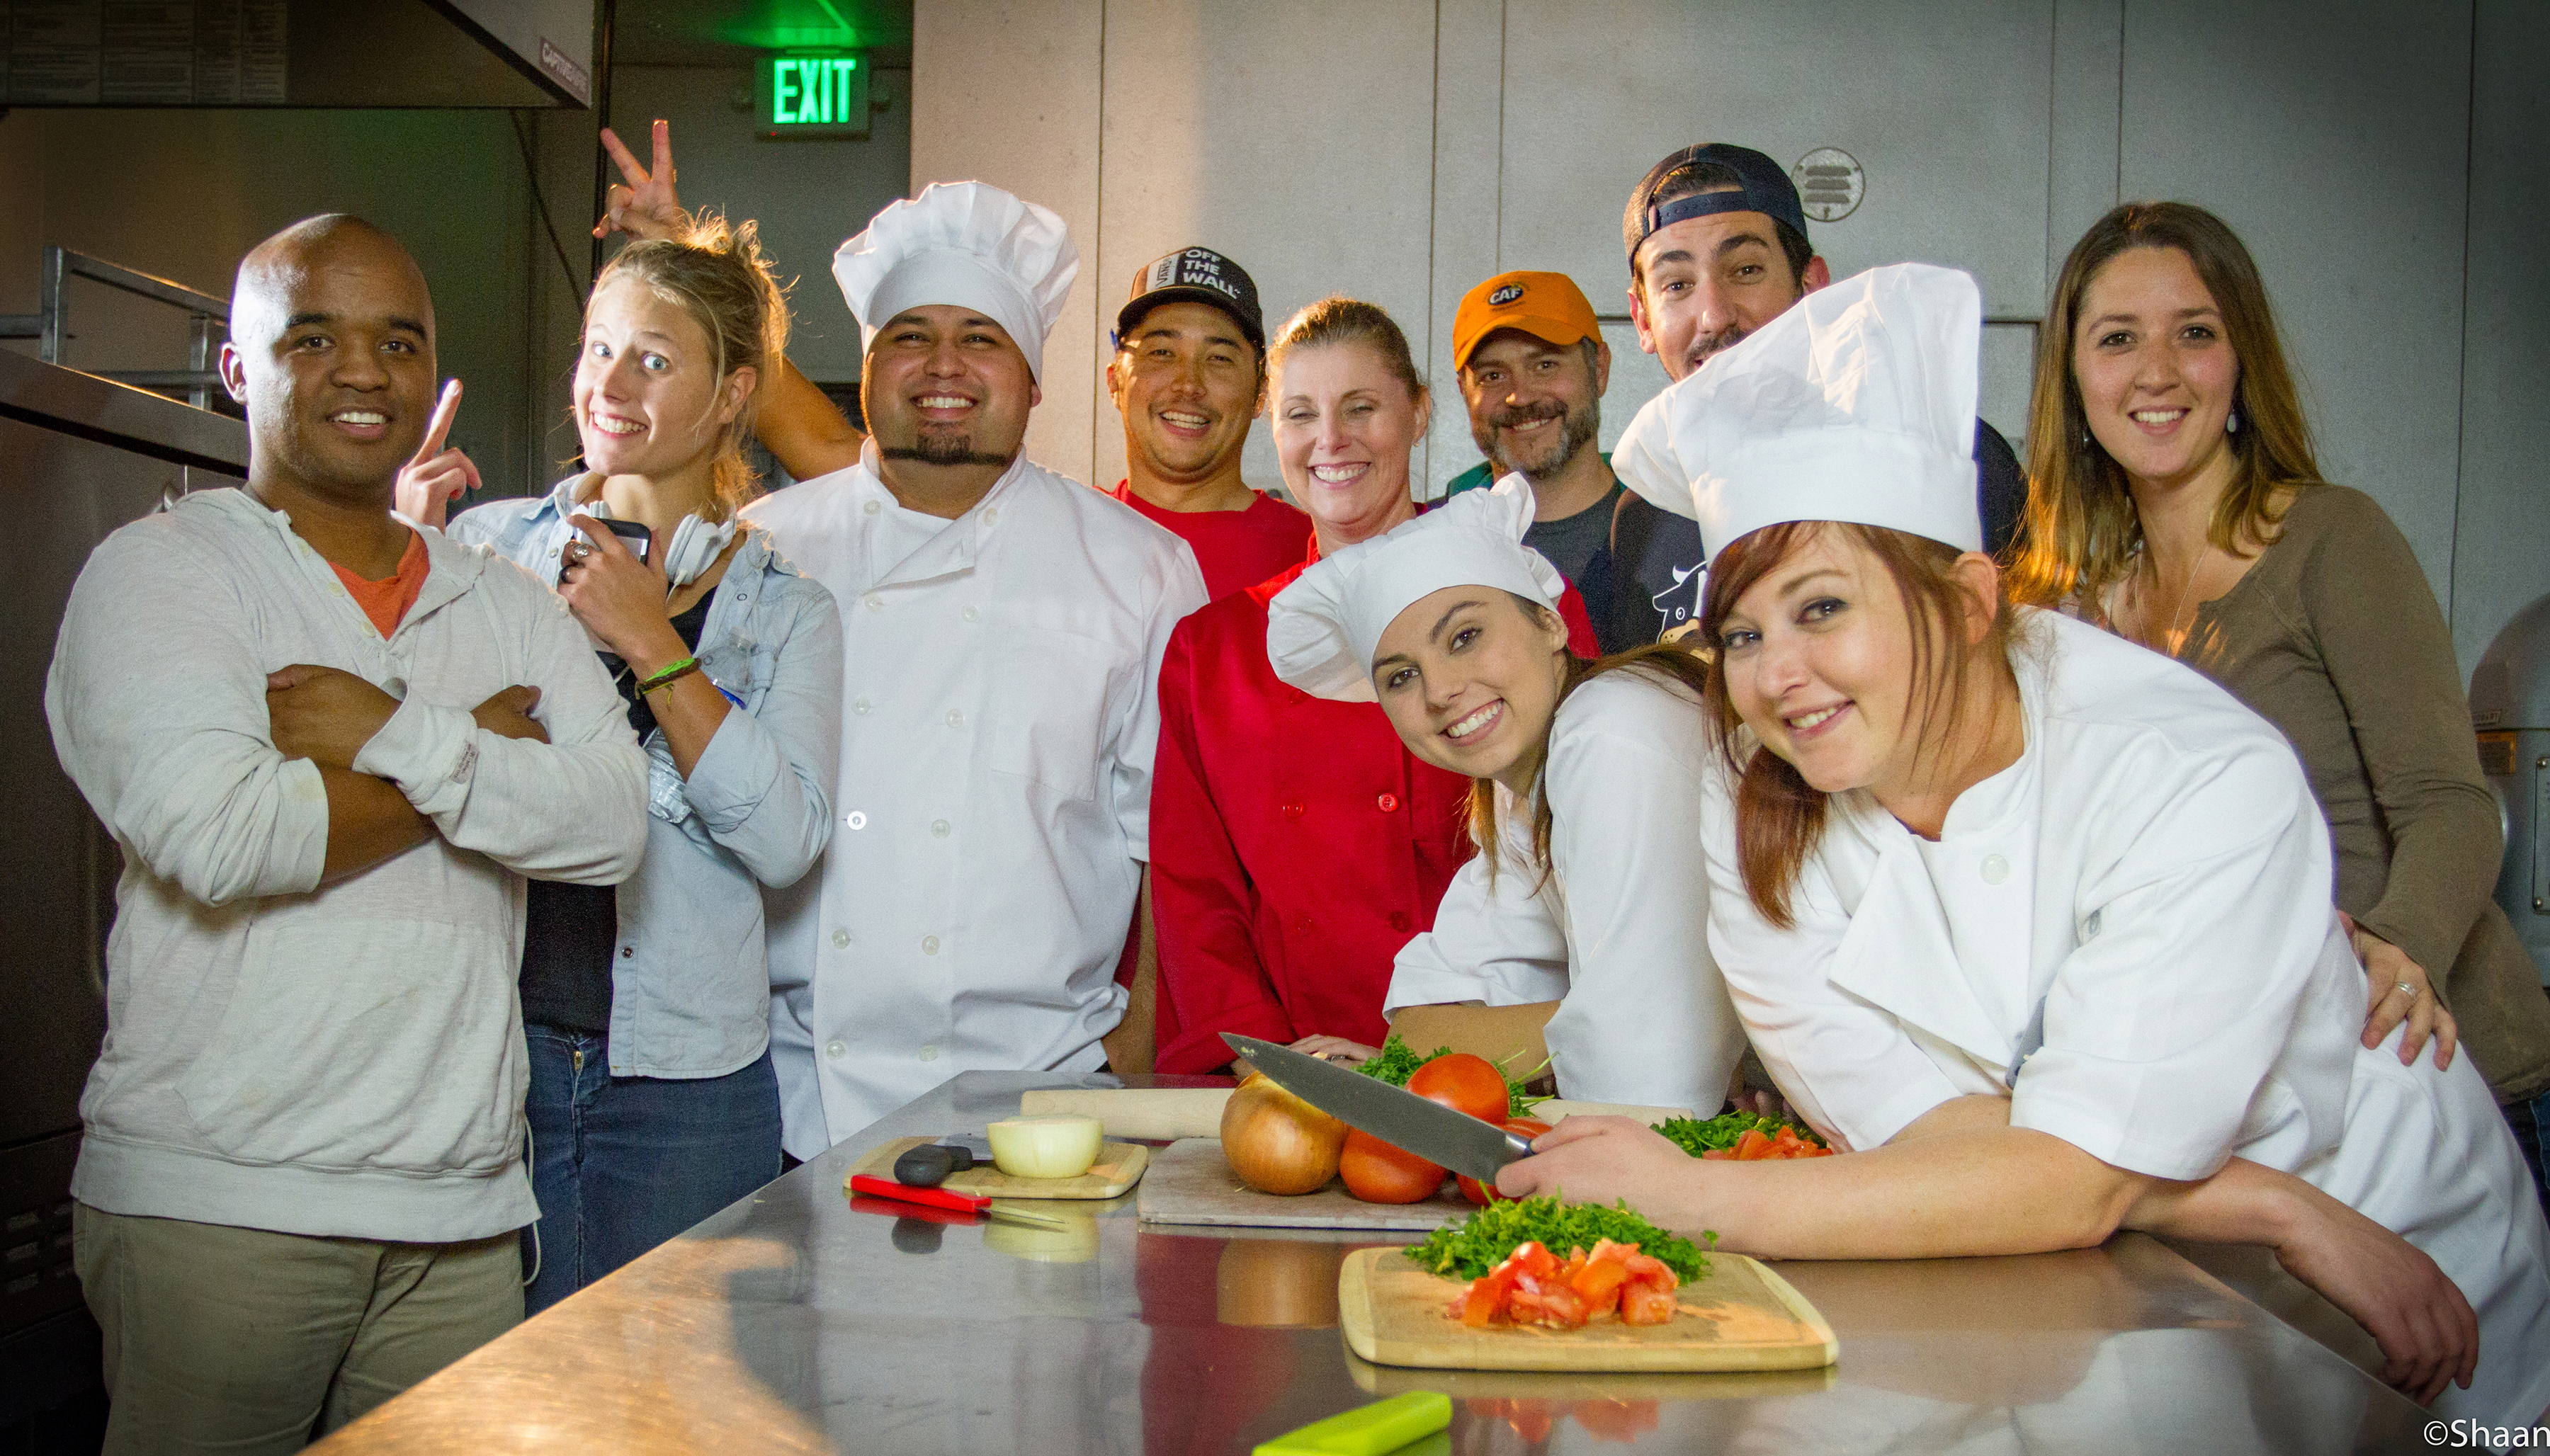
[2119,0,2473,601]
[912,0,1106,484]
[1092,0,1443,497]
[2449,0,2550,674]
[1461,0,2058,491]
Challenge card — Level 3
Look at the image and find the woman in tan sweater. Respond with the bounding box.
[2012,201,2550,1212]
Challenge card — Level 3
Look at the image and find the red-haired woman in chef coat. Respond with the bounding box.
[1147,297,1597,1073]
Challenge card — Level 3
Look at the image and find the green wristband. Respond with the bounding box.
[638,655,699,693]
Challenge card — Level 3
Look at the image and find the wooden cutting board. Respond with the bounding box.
[1339,1248,1838,1372]
[845,1136,1149,1200]
[1135,1137,1473,1232]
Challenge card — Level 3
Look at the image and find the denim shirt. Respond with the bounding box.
[450,477,842,1078]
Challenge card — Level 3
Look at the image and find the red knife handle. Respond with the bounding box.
[850,1173,990,1215]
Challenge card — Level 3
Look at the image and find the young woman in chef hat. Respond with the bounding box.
[397,217,841,1313]
[1501,263,2550,1425]
[1262,479,1745,1114]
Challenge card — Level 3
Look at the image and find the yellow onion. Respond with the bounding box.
[1220,1074,1347,1195]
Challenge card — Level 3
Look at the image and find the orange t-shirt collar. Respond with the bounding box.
[329,530,431,639]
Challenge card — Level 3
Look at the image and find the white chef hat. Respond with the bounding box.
[832,181,1080,383]
[1612,261,1983,565]
[1266,477,1568,703]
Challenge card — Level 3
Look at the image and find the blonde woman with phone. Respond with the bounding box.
[402,215,840,1311]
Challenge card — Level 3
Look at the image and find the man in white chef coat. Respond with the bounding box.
[744,183,1208,1154]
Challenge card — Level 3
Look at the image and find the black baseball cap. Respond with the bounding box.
[1114,246,1266,351]
[1623,144,1810,268]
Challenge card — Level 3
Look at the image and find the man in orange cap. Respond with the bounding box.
[1441,269,1640,651]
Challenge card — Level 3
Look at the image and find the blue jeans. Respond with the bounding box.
[2508,1088,2550,1221]
[521,1027,782,1315]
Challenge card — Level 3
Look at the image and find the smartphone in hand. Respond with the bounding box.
[594,517,653,564]
[562,517,654,584]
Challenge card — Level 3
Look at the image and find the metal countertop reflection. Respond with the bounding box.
[312,1071,2434,1454]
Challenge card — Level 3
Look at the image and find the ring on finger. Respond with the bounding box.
[2394,981,2420,1001]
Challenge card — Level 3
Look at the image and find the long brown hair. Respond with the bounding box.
[1699,522,2021,927]
[586,212,790,522]
[2007,201,2323,610]
[1469,622,1716,892]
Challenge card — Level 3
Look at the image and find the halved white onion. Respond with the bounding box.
[985,1115,1104,1179]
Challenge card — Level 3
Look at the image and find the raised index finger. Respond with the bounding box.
[599,125,651,188]
[412,379,462,463]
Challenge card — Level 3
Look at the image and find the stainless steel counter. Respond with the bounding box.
[314,1071,2435,1454]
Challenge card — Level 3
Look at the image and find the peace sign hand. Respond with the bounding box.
[395,379,480,530]
[594,119,689,242]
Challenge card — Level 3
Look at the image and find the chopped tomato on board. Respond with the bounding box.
[1699,1124,1835,1161]
[1451,1236,1678,1331]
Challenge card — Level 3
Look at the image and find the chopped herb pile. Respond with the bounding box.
[1353,1033,1546,1118]
[1653,1111,1827,1158]
[1409,1193,1713,1285]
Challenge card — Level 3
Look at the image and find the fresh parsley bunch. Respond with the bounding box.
[1351,1032,1446,1088]
[1409,1193,1713,1285]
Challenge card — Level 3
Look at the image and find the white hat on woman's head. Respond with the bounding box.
[1611,261,1984,565]
[1266,477,1567,703]
[832,181,1080,383]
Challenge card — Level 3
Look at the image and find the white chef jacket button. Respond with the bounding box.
[918,1045,940,1062]
[982,508,999,525]
[962,605,979,622]
[845,811,867,830]
[832,928,851,949]
[825,1040,846,1059]
[945,709,964,727]
[864,594,883,612]
[1981,854,2010,885]
[863,499,880,515]
[852,696,871,715]
[931,819,951,838]
[922,935,941,955]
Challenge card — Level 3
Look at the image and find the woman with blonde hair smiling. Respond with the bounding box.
[2008,202,2550,1211]
[403,214,839,1311]
[1148,297,1597,1074]
[1513,262,2550,1424]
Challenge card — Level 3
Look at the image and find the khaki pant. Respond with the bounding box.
[73,1204,521,1455]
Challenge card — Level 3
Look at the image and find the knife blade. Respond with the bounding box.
[1222,1033,1535,1183]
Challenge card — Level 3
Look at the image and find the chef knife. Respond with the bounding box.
[1220,1033,1536,1184]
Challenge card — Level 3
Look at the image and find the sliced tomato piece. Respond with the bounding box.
[1511,1278,1588,1329]
[1730,1127,1776,1161]
[1621,1282,1678,1325]
[1497,1240,1560,1281]
[1458,1268,1514,1327]
[1570,1256,1630,1316]
[1622,1253,1678,1292]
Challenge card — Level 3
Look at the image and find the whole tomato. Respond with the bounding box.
[1405,1052,1509,1122]
[1338,1127,1446,1203]
[1457,1117,1552,1205]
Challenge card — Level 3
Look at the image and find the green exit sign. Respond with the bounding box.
[756,53,871,139]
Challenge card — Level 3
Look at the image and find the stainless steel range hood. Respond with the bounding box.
[0,0,596,110]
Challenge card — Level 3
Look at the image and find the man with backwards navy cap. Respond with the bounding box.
[1611,143,2026,642]
[1101,248,1311,600]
